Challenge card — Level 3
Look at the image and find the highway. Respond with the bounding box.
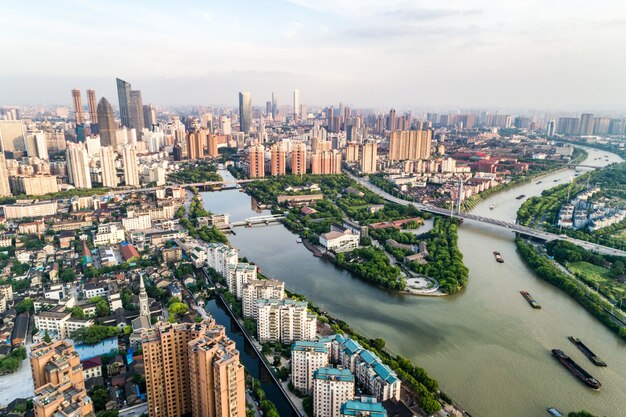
[348,173,626,257]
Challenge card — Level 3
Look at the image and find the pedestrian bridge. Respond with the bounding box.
[230,214,286,227]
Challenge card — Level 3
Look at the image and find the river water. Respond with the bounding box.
[202,148,625,417]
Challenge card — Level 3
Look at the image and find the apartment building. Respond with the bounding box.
[291,341,330,394]
[256,299,316,344]
[93,222,125,246]
[313,367,355,417]
[122,214,153,231]
[226,263,257,298]
[206,243,239,276]
[340,397,387,417]
[33,311,94,340]
[242,279,285,319]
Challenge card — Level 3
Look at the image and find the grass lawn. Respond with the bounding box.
[567,261,610,283]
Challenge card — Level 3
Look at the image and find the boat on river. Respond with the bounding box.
[568,337,607,367]
[520,291,541,308]
[547,408,563,416]
[516,194,526,200]
[493,251,504,263]
[489,204,496,210]
[536,181,542,184]
[551,349,601,390]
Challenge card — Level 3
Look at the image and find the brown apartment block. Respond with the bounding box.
[29,340,95,417]
[291,142,307,175]
[248,144,265,178]
[388,129,432,161]
[142,319,245,417]
[310,149,342,175]
[270,142,286,176]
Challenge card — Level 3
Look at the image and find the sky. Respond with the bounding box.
[1,0,626,111]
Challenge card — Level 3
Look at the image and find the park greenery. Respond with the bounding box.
[168,161,222,184]
[72,325,120,344]
[0,347,27,375]
[516,239,626,340]
[335,247,405,290]
[178,193,229,244]
[546,240,625,309]
[15,297,34,313]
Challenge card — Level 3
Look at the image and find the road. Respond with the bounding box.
[348,173,626,257]
[118,402,148,417]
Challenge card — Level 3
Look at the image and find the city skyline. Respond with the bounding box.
[1,0,626,110]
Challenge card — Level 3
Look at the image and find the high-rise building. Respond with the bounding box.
[66,142,92,189]
[593,117,611,135]
[248,144,265,178]
[345,142,359,162]
[97,97,116,148]
[116,78,132,128]
[387,109,397,131]
[313,367,355,417]
[239,92,252,133]
[557,117,580,135]
[291,341,329,395]
[546,119,556,137]
[207,133,219,157]
[142,319,246,417]
[242,279,285,319]
[256,299,316,343]
[130,90,145,131]
[340,398,387,417]
[186,129,206,160]
[310,150,342,175]
[388,130,432,161]
[122,144,139,186]
[271,92,278,120]
[359,142,377,174]
[270,142,286,176]
[30,340,94,417]
[327,107,334,131]
[99,146,118,187]
[0,120,26,153]
[293,89,300,119]
[291,142,307,175]
[144,104,157,128]
[86,89,98,124]
[0,154,11,197]
[579,113,595,136]
[25,132,49,160]
[71,89,84,124]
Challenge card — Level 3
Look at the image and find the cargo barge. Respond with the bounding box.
[520,291,541,309]
[516,194,526,200]
[568,337,607,367]
[493,251,504,263]
[551,349,601,390]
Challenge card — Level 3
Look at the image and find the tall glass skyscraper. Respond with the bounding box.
[116,78,132,128]
[239,91,252,133]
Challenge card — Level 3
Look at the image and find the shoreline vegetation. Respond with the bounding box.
[242,174,469,294]
[515,239,626,340]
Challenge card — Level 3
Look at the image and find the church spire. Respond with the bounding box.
[139,274,149,319]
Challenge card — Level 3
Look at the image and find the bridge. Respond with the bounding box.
[230,214,285,227]
[568,164,601,170]
[348,173,626,257]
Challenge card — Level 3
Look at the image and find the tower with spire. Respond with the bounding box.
[139,274,149,318]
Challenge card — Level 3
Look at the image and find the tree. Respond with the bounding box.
[43,331,52,343]
[66,306,86,319]
[72,325,119,344]
[60,269,77,283]
[96,411,119,417]
[568,412,597,417]
[168,302,188,317]
[90,386,109,411]
[16,298,34,313]
[90,296,111,317]
[371,338,385,351]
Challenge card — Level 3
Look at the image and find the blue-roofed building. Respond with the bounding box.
[314,367,355,417]
[292,341,329,394]
[340,397,387,417]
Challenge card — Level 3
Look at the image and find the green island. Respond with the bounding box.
[168,161,222,183]
[515,239,626,340]
[243,174,468,294]
[517,162,626,249]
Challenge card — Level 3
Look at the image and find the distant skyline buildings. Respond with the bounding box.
[116,77,132,128]
[239,91,252,133]
[96,97,116,147]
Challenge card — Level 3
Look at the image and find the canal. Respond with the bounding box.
[202,147,625,417]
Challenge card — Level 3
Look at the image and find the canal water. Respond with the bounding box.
[202,147,625,417]
[205,297,299,416]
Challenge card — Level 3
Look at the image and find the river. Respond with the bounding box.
[202,147,625,417]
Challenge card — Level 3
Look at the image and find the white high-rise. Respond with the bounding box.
[293,89,300,118]
[99,146,118,188]
[122,144,139,186]
[66,142,92,189]
[313,367,355,417]
[0,154,11,197]
[291,341,329,395]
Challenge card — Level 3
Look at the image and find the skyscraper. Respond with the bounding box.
[271,92,278,120]
[86,89,98,124]
[144,103,157,128]
[313,367,355,417]
[142,320,245,417]
[97,97,116,148]
[239,92,252,133]
[389,130,432,161]
[71,89,84,124]
[546,119,556,137]
[388,109,397,131]
[186,129,206,160]
[293,89,300,119]
[66,142,92,189]
[99,146,118,187]
[0,154,11,197]
[248,144,265,178]
[311,150,342,175]
[207,133,219,157]
[30,341,94,417]
[579,113,595,136]
[360,142,377,173]
[291,142,307,175]
[130,90,145,131]
[122,144,139,186]
[116,78,132,128]
[270,142,286,176]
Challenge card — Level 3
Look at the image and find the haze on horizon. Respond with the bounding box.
[2,0,626,111]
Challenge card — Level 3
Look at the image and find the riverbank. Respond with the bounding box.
[515,239,626,340]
